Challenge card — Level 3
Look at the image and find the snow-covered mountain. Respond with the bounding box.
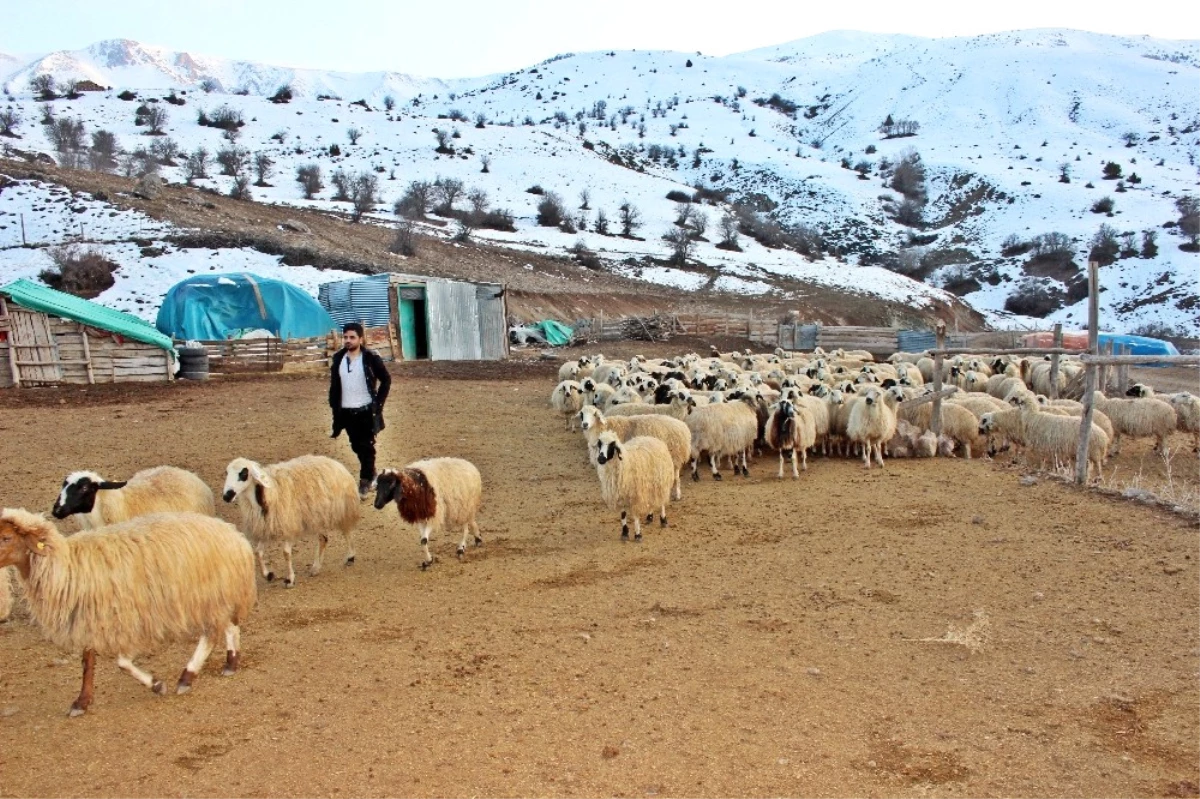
[3,39,452,100]
[2,31,1197,334]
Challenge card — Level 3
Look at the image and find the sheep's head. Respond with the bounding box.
[0,508,60,568]
[595,432,623,465]
[863,388,882,407]
[373,469,401,510]
[223,458,270,504]
[885,386,906,406]
[581,378,596,392]
[52,471,127,519]
[979,413,996,435]
[579,406,603,431]
[1126,383,1152,398]
[375,468,437,522]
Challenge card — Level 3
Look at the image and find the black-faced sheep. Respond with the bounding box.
[1128,385,1199,451]
[222,455,360,588]
[374,458,483,569]
[594,432,675,542]
[765,399,817,478]
[52,467,215,529]
[0,508,255,716]
[579,406,690,499]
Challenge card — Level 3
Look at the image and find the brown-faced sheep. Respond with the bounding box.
[223,456,360,588]
[52,467,214,529]
[594,432,676,541]
[374,458,483,570]
[0,508,255,717]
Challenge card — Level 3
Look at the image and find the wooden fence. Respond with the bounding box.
[187,325,396,375]
[1,311,172,387]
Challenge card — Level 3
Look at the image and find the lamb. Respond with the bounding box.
[685,400,758,480]
[222,455,360,588]
[847,387,897,469]
[52,466,215,529]
[979,407,1108,478]
[593,432,675,542]
[765,399,817,478]
[0,508,255,717]
[579,406,690,499]
[374,458,483,570]
[893,388,986,458]
[551,380,586,431]
[557,362,581,382]
[1090,391,1177,454]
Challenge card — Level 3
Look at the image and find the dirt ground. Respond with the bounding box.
[0,354,1197,798]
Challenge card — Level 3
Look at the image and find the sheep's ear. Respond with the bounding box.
[248,464,273,489]
[97,481,128,490]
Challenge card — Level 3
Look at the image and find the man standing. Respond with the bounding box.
[329,322,392,498]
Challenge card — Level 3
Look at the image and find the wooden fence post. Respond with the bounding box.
[1048,323,1062,399]
[1116,344,1130,393]
[1075,260,1100,485]
[931,322,946,442]
[598,310,604,339]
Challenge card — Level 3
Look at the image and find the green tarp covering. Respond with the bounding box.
[534,320,573,346]
[1,279,176,356]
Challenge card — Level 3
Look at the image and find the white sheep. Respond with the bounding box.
[0,508,256,717]
[979,407,1108,479]
[1128,385,1200,451]
[1090,391,1177,454]
[685,400,758,480]
[594,432,676,542]
[374,458,483,569]
[847,387,897,469]
[52,466,215,529]
[579,405,691,499]
[765,399,817,478]
[222,455,360,588]
[551,380,586,431]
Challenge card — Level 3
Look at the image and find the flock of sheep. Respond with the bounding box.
[552,346,1200,538]
[1,342,1194,719]
[0,451,483,717]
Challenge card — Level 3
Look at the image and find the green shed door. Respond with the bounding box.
[396,285,428,360]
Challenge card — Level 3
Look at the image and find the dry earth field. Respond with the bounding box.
[0,346,1197,798]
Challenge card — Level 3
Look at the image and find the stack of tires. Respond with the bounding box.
[177,346,210,381]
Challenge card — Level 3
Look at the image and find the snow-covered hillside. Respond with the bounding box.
[2,30,1197,334]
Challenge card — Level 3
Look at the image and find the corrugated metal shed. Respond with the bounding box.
[897,330,936,353]
[319,274,392,328]
[317,272,507,361]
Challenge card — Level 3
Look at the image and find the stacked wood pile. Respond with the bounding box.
[188,324,395,375]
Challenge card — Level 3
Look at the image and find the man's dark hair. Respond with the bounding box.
[343,322,365,337]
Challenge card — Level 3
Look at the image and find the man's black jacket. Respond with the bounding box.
[329,347,392,436]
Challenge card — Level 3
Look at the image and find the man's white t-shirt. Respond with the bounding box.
[340,352,373,409]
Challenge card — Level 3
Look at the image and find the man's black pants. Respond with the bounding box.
[342,407,377,482]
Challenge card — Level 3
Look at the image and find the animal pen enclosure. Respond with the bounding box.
[0,279,176,388]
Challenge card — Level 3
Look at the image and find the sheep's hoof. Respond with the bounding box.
[68,705,86,718]
[265,571,276,582]
[634,532,643,542]
[691,472,700,483]
[176,683,191,696]
[620,528,629,541]
[741,466,750,477]
[283,577,296,589]
[420,560,433,571]
[308,566,322,577]
[660,517,668,528]
[645,513,654,523]
[345,555,356,565]
[419,537,429,546]
[712,473,723,481]
[152,680,167,696]
[474,537,483,547]
[456,546,465,558]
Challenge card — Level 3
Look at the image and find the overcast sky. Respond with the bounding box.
[2,0,1197,78]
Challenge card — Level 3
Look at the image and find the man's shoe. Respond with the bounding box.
[358,479,373,500]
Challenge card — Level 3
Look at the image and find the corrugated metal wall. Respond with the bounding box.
[427,280,482,360]
[476,283,507,360]
[318,274,391,328]
[896,330,936,353]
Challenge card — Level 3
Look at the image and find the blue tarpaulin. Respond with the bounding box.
[534,320,573,346]
[155,273,336,341]
[1096,333,1180,358]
